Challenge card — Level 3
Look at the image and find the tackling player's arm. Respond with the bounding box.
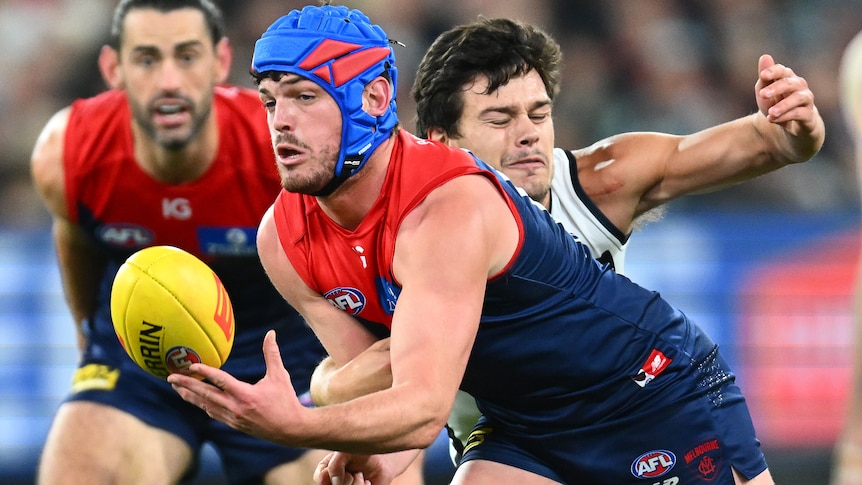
[31,107,107,352]
[574,53,825,235]
[310,337,393,406]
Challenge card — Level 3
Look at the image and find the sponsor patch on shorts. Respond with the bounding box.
[71,363,120,393]
[632,349,672,388]
[463,426,493,455]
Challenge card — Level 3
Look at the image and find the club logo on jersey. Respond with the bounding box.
[165,346,203,374]
[632,349,672,388]
[631,450,676,479]
[375,276,400,315]
[198,227,258,256]
[684,439,722,481]
[325,287,366,315]
[98,223,154,248]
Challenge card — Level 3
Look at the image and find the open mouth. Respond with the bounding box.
[276,146,303,163]
[153,101,190,128]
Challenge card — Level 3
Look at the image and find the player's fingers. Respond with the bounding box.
[262,329,288,378]
[168,374,220,414]
[756,54,775,81]
[767,105,818,129]
[760,73,808,100]
[765,89,816,123]
[176,363,237,397]
[314,455,334,485]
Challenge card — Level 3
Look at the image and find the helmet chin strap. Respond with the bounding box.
[252,5,400,194]
[311,154,363,197]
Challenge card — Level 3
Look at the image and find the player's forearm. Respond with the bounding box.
[53,219,105,349]
[310,352,394,406]
[287,387,446,453]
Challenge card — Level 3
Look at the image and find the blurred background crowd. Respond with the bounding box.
[2,0,862,483]
[2,0,862,227]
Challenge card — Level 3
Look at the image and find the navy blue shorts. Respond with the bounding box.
[460,346,768,484]
[65,319,320,485]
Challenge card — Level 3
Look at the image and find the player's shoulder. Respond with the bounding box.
[214,84,262,107]
[70,89,126,113]
[32,106,74,217]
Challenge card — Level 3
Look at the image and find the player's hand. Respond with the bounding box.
[168,330,306,445]
[754,54,825,162]
[314,451,400,485]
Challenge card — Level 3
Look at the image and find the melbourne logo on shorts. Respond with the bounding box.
[684,438,722,481]
[98,223,154,248]
[632,348,672,388]
[325,287,366,315]
[165,346,203,374]
[631,450,676,479]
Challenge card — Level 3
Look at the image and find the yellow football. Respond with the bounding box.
[110,245,234,379]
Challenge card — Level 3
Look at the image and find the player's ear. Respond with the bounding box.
[98,45,123,89]
[213,37,232,84]
[427,127,450,144]
[362,76,393,117]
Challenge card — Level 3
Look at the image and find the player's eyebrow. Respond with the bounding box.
[479,99,551,117]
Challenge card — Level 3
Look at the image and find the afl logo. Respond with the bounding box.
[324,287,366,316]
[98,223,154,248]
[165,346,202,374]
[631,450,676,479]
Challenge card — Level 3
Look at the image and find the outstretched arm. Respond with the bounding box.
[169,174,517,455]
[574,54,825,235]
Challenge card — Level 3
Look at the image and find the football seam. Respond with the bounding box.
[138,259,228,363]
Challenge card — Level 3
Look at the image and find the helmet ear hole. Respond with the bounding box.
[252,5,399,195]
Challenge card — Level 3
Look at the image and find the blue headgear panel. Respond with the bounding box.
[252,5,399,194]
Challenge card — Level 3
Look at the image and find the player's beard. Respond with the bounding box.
[274,133,340,195]
[130,91,212,151]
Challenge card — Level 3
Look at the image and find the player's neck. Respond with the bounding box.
[316,135,396,230]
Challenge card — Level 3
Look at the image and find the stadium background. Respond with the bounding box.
[2,1,861,483]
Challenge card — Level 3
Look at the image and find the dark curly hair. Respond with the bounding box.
[412,17,562,138]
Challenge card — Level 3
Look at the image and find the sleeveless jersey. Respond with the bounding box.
[64,87,324,373]
[550,147,629,273]
[272,130,495,336]
[274,129,714,433]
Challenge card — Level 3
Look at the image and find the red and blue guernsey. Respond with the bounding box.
[273,129,769,484]
[64,86,324,390]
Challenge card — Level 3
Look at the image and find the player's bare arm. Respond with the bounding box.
[256,206,380,364]
[31,107,107,351]
[169,173,515,455]
[574,53,824,235]
[310,337,393,406]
